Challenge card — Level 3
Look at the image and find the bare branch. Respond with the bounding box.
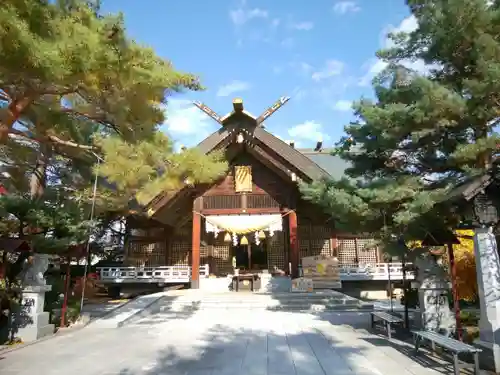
[9,128,96,151]
[48,135,95,150]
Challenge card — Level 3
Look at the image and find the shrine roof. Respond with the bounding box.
[145,98,349,219]
[297,149,349,180]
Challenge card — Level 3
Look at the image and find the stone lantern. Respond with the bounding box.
[449,172,500,371]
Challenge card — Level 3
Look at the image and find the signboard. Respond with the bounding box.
[302,255,342,289]
[256,96,290,124]
[234,166,252,193]
[291,277,313,293]
[193,101,222,124]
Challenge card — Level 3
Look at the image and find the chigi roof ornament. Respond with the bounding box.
[192,95,290,127]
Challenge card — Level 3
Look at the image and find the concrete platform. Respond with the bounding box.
[0,308,481,375]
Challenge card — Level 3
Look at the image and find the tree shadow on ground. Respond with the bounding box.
[111,313,445,375]
[115,325,368,375]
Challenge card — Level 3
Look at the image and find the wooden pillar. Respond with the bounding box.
[191,197,202,289]
[289,211,299,278]
[283,214,290,275]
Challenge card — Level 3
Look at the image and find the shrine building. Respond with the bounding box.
[98,97,413,297]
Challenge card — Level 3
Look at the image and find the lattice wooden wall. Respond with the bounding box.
[200,236,232,276]
[310,239,331,257]
[356,238,377,264]
[268,231,285,271]
[298,224,332,258]
[127,241,166,267]
[337,238,357,266]
[166,222,192,266]
[169,239,190,265]
[336,237,378,266]
[298,225,310,259]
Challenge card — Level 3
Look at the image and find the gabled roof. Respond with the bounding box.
[147,98,347,216]
[195,98,334,181]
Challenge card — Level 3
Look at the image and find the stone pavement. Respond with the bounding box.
[0,309,481,375]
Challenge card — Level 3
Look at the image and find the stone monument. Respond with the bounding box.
[473,227,500,372]
[15,253,54,342]
[415,255,455,336]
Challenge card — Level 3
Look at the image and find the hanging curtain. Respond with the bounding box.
[204,214,283,235]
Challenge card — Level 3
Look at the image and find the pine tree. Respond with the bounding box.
[301,0,500,242]
[0,0,201,143]
[91,133,228,212]
[0,0,203,198]
[0,192,93,253]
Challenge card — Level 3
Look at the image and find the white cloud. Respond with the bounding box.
[288,121,330,143]
[271,18,280,28]
[290,61,313,75]
[333,100,353,112]
[291,21,314,31]
[161,99,214,140]
[358,59,388,87]
[312,59,344,81]
[333,1,361,15]
[383,15,418,49]
[229,8,268,25]
[216,80,251,97]
[359,15,438,87]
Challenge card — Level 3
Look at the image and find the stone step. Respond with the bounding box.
[161,297,373,311]
[160,303,372,312]
[166,299,363,306]
[167,295,359,303]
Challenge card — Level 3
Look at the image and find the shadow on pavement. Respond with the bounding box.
[114,324,370,375]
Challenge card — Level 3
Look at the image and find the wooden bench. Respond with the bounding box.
[370,311,404,339]
[413,330,481,375]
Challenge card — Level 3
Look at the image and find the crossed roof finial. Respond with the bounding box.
[192,96,290,126]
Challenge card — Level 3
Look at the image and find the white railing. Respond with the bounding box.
[97,264,210,284]
[339,262,414,281]
[97,262,413,284]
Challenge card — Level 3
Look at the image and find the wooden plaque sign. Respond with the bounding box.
[234,166,252,193]
[302,255,342,289]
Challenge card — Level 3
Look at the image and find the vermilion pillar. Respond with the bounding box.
[289,211,299,278]
[191,210,201,289]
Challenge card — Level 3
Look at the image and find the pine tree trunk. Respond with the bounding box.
[0,97,33,143]
[29,142,51,199]
[474,127,491,169]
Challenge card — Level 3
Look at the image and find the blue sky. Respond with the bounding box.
[100,0,416,149]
